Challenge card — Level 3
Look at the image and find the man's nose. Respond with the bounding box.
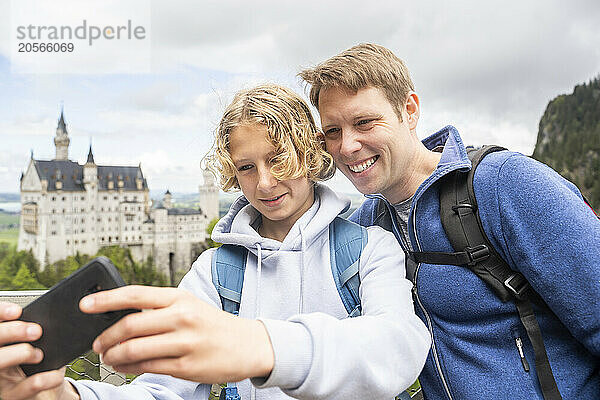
[339,131,362,158]
[257,166,278,191]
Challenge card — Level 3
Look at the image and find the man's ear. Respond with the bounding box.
[405,92,420,130]
[317,130,327,148]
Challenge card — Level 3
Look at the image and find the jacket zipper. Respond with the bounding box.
[411,199,455,400]
[515,337,530,372]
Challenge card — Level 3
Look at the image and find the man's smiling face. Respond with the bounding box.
[318,86,420,202]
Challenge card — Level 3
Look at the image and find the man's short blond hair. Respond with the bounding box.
[299,43,414,120]
[204,84,335,192]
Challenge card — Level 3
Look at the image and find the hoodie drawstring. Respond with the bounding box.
[299,227,307,314]
[255,243,263,319]
[251,243,262,400]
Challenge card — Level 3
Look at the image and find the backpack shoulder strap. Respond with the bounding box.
[211,244,248,315]
[439,145,563,400]
[329,217,368,317]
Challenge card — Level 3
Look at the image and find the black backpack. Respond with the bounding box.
[408,145,597,400]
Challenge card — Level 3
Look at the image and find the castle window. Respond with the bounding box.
[103,196,108,200]
[51,231,56,235]
[97,218,101,222]
[101,207,104,211]
[81,218,85,223]
[81,196,85,201]
[52,196,56,201]
[114,196,117,200]
[81,208,85,212]
[108,237,112,242]
[75,240,78,244]
[66,240,69,245]
[134,196,138,201]
[62,197,66,201]
[52,209,56,213]
[108,217,111,222]
[62,209,65,213]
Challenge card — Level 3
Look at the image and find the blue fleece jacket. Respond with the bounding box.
[350,126,600,400]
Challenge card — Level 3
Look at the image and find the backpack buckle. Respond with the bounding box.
[465,245,489,266]
[451,203,476,214]
[504,273,529,297]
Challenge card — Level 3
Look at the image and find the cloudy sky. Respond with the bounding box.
[0,0,599,195]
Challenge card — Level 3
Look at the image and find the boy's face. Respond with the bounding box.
[318,86,420,203]
[229,123,314,233]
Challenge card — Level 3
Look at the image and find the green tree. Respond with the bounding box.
[38,254,86,288]
[206,217,221,248]
[11,263,44,289]
[96,246,168,286]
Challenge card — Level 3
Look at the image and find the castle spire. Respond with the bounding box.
[54,108,70,160]
[86,145,95,164]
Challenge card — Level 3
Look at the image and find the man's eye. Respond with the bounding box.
[237,165,252,172]
[324,127,340,137]
[357,119,373,126]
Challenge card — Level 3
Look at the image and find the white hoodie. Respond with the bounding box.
[70,184,430,400]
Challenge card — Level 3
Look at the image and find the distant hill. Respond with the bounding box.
[532,76,600,212]
[0,193,19,202]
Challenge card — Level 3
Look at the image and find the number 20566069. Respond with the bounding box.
[18,42,74,52]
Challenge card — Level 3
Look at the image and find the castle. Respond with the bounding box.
[18,111,219,284]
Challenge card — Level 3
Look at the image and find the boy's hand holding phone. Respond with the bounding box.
[80,285,275,384]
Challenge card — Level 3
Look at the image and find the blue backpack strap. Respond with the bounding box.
[211,244,248,315]
[329,217,368,317]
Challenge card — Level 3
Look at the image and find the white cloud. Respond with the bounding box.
[1,0,599,194]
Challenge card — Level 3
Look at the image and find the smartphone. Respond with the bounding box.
[18,256,138,376]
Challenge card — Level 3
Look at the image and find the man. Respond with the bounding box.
[299,43,600,399]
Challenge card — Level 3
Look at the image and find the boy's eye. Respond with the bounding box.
[237,164,253,172]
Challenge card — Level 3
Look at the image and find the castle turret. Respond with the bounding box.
[199,166,219,220]
[54,110,70,160]
[83,145,98,188]
[163,190,172,209]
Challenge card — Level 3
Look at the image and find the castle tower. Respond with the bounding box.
[54,110,70,160]
[83,145,98,187]
[163,190,172,209]
[83,145,99,256]
[199,166,219,220]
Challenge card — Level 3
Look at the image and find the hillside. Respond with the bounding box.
[532,77,600,212]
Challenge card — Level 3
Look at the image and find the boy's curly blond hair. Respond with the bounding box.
[204,84,335,191]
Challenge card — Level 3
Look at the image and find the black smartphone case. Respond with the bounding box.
[18,256,138,376]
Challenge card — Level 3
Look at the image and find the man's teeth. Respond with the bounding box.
[348,156,378,173]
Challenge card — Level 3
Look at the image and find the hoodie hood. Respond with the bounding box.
[212,183,350,256]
